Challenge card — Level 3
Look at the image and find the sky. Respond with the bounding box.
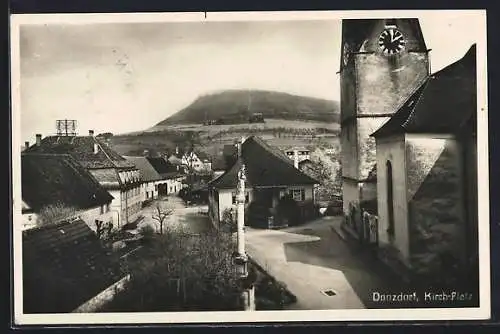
[17,12,484,143]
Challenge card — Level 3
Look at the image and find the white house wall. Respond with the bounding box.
[108,190,123,227]
[79,205,114,231]
[376,134,410,263]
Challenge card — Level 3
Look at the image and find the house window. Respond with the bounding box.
[289,188,306,201]
[386,160,395,237]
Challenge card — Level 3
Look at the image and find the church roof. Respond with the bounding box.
[209,136,318,189]
[371,44,476,137]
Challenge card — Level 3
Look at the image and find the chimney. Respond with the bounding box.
[293,150,299,169]
[35,134,42,146]
[89,130,94,137]
[25,141,29,150]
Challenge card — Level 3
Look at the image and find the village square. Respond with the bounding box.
[17,17,479,314]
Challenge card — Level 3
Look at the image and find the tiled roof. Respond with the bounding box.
[146,157,183,179]
[223,144,237,158]
[211,156,227,171]
[22,219,125,313]
[24,135,136,169]
[209,136,318,189]
[372,44,476,137]
[194,150,210,161]
[125,156,163,182]
[88,169,121,187]
[22,154,114,213]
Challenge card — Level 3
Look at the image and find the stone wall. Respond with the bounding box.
[354,52,428,116]
[72,274,131,313]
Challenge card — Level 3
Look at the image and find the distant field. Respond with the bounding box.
[111,118,340,157]
[146,119,340,134]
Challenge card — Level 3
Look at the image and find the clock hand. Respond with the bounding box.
[392,35,403,42]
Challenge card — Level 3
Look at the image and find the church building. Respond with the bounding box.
[339,18,478,287]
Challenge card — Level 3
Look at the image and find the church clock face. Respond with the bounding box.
[378,27,406,55]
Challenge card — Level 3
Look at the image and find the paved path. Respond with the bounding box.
[137,196,211,234]
[246,216,403,310]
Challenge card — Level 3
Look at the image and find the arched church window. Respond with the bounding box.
[386,160,395,238]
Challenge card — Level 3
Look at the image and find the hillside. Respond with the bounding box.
[157,90,340,126]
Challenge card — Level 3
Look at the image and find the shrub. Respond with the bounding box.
[139,224,155,238]
[275,195,300,226]
[104,228,240,311]
[246,200,271,228]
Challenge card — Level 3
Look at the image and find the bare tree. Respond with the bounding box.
[152,203,174,234]
[37,202,78,226]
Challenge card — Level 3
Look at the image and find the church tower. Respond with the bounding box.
[339,19,429,233]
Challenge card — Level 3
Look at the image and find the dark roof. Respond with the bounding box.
[298,159,314,168]
[209,136,318,189]
[372,45,476,137]
[223,144,238,157]
[146,157,182,179]
[24,135,135,169]
[194,151,210,161]
[211,156,227,171]
[22,154,114,213]
[22,219,125,313]
[125,156,162,182]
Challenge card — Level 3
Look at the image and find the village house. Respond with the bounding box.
[145,156,186,195]
[284,146,311,168]
[125,156,169,202]
[24,130,142,228]
[211,156,228,179]
[208,136,318,229]
[339,18,478,285]
[181,150,212,173]
[22,218,129,313]
[21,153,114,232]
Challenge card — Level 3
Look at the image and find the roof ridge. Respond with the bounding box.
[401,79,431,129]
[64,155,111,198]
[93,137,118,168]
[245,136,292,165]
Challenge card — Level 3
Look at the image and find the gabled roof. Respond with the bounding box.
[371,44,476,138]
[211,156,228,171]
[146,157,183,179]
[24,135,135,169]
[22,154,114,213]
[223,144,238,157]
[22,219,125,313]
[125,156,163,182]
[209,136,318,189]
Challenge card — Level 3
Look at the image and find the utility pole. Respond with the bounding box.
[233,136,255,311]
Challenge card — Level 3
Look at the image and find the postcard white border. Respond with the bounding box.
[10,10,490,325]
